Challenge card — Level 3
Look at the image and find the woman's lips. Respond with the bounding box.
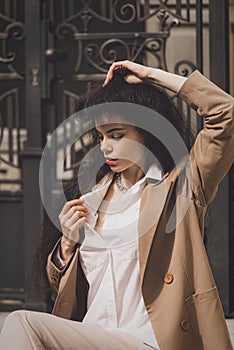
[106,159,118,165]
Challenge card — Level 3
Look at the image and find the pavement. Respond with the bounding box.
[0,312,233,347]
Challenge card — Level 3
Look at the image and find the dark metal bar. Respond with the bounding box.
[70,99,76,169]
[150,3,209,10]
[68,0,74,19]
[209,0,229,91]
[74,32,169,40]
[15,92,21,167]
[0,191,23,201]
[176,0,181,17]
[0,179,23,184]
[144,0,150,19]
[100,0,106,17]
[6,95,13,164]
[196,0,203,72]
[12,0,17,19]
[186,0,190,22]
[207,0,232,317]
[63,94,68,172]
[23,0,44,310]
[5,0,10,17]
[61,0,65,22]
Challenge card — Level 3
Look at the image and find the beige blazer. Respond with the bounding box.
[47,71,234,350]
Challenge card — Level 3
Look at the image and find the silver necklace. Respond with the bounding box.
[115,173,128,193]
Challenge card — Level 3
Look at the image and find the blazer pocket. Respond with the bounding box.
[185,287,230,349]
[185,286,218,306]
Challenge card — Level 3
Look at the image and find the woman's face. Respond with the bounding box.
[95,122,145,173]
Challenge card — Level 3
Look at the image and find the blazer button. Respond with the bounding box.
[180,319,190,331]
[164,272,174,284]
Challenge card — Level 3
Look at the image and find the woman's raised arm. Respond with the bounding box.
[103,60,187,93]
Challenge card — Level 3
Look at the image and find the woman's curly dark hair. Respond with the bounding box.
[32,70,195,308]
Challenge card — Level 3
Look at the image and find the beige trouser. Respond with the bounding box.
[0,310,155,350]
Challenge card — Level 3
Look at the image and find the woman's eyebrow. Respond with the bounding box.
[96,127,126,135]
[106,127,126,134]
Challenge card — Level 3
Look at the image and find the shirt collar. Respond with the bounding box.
[80,163,162,213]
[142,162,162,182]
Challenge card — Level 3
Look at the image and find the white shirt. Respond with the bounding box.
[79,164,162,349]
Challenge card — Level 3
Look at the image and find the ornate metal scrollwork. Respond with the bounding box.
[0,89,25,169]
[158,0,191,22]
[56,22,78,39]
[64,1,192,26]
[83,35,168,73]
[53,1,195,77]
[113,1,137,23]
[174,60,197,77]
[0,15,25,77]
[56,22,83,73]
[85,39,131,72]
[5,21,25,41]
[0,52,15,63]
[157,8,181,32]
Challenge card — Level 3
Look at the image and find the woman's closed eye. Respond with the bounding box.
[112,133,123,140]
[98,133,123,142]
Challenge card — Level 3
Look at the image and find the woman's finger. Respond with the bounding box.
[63,217,87,243]
[103,61,127,86]
[60,205,88,226]
[125,75,143,84]
[74,205,89,213]
[70,217,87,233]
[59,198,85,217]
[65,210,86,227]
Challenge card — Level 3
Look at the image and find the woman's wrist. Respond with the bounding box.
[147,67,187,93]
[60,235,77,261]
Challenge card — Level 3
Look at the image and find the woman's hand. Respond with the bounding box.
[103,59,187,93]
[103,60,151,86]
[59,198,88,260]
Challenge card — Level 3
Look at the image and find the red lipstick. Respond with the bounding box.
[106,159,117,165]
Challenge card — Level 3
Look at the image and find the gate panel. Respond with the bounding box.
[0,0,43,310]
[206,0,234,317]
[0,1,26,309]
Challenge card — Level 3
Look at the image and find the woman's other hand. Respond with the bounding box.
[103,59,187,93]
[103,60,151,86]
[59,198,88,260]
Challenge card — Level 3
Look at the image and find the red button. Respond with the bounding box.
[164,272,174,284]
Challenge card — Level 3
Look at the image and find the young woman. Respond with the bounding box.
[1,61,233,350]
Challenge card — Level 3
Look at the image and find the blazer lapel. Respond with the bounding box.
[138,179,173,283]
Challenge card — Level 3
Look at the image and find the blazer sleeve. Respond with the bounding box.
[178,70,234,206]
[46,239,76,292]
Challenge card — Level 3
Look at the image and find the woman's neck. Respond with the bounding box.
[121,165,145,188]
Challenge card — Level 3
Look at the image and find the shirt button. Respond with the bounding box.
[164,272,174,284]
[180,319,190,331]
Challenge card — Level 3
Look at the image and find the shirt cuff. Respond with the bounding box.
[52,242,68,270]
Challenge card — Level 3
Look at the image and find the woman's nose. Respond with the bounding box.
[100,140,113,154]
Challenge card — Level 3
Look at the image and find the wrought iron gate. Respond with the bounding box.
[0,0,233,316]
